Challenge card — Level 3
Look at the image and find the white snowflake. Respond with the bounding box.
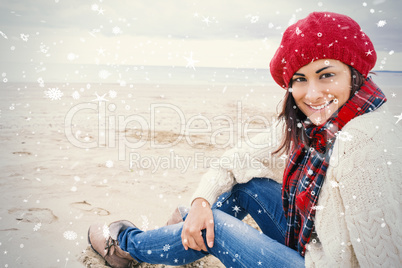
[112,26,122,35]
[92,92,109,102]
[394,113,402,124]
[232,205,241,213]
[335,131,353,142]
[97,47,106,56]
[89,28,101,37]
[108,90,117,98]
[91,4,99,11]
[45,87,63,100]
[184,52,199,70]
[63,230,78,240]
[288,14,296,26]
[102,224,110,238]
[250,16,259,23]
[98,70,111,79]
[33,222,42,231]
[105,160,113,168]
[72,91,80,100]
[376,20,386,27]
[0,30,8,39]
[365,49,374,56]
[39,43,49,54]
[312,205,325,210]
[330,181,339,188]
[202,16,211,26]
[67,53,78,61]
[38,77,44,87]
[163,244,170,252]
[20,33,29,42]
[295,27,302,35]
[141,215,149,231]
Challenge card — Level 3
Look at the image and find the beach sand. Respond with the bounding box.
[0,75,400,267]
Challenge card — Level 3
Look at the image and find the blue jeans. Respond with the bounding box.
[118,178,305,267]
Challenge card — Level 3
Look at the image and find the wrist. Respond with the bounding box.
[191,197,210,208]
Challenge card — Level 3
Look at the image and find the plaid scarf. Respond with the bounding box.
[282,77,387,256]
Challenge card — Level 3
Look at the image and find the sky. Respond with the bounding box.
[0,0,401,82]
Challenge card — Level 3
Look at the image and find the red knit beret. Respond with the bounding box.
[269,12,377,89]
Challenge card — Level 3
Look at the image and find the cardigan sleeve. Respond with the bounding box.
[334,125,402,267]
[190,122,285,206]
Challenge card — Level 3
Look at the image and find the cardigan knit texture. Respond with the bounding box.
[191,104,402,267]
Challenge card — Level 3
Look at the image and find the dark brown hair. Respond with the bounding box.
[273,66,365,155]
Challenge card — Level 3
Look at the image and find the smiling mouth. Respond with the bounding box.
[309,100,333,110]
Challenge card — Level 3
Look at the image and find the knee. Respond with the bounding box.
[211,209,237,227]
[212,209,227,222]
[210,210,254,237]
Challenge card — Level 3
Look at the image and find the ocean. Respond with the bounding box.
[3,63,274,86]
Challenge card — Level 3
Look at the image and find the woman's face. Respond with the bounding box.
[291,59,352,125]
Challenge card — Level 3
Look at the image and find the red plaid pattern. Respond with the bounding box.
[282,77,387,256]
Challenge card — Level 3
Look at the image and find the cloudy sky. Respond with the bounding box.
[0,0,401,82]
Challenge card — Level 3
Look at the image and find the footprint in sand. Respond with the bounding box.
[9,207,58,224]
[12,151,32,156]
[70,200,110,216]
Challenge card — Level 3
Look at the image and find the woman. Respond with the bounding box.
[88,12,401,267]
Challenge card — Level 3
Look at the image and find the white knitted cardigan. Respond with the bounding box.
[191,104,402,267]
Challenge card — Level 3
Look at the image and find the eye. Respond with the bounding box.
[292,77,306,83]
[320,73,334,79]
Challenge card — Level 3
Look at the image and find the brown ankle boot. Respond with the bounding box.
[165,206,189,225]
[88,220,139,268]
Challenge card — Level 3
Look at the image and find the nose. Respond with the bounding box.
[305,80,324,103]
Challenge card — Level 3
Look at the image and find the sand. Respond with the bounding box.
[0,74,400,267]
[0,81,284,267]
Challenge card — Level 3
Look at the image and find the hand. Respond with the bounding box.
[181,198,215,251]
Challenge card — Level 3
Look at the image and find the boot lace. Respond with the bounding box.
[105,237,116,251]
